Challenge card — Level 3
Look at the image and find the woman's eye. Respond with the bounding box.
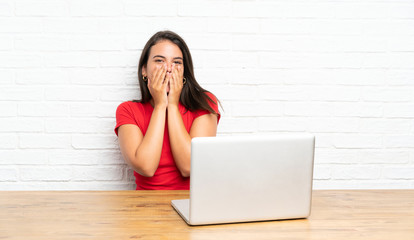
[155,59,163,63]
[174,61,182,65]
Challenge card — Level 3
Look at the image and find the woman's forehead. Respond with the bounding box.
[149,40,183,58]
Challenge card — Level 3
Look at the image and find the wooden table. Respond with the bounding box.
[1,190,413,240]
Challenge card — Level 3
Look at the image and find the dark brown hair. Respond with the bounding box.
[135,30,220,115]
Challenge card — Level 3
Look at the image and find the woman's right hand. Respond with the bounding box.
[147,64,168,109]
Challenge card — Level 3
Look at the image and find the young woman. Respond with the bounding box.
[114,31,220,190]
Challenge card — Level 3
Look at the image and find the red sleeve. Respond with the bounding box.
[193,92,221,123]
[114,102,139,136]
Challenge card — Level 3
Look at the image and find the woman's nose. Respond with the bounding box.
[166,63,172,72]
[166,62,175,73]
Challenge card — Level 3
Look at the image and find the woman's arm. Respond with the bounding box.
[117,106,166,177]
[117,64,169,177]
[167,108,217,177]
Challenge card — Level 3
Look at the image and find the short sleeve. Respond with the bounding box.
[114,102,139,136]
[193,92,221,123]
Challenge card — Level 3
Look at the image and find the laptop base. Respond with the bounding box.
[171,199,191,225]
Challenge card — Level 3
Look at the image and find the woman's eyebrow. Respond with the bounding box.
[152,55,183,60]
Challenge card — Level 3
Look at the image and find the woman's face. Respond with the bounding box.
[142,40,184,93]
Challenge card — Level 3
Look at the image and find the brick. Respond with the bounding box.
[0,134,18,149]
[208,18,259,34]
[70,102,118,118]
[232,35,286,52]
[229,69,284,85]
[45,118,114,133]
[389,53,414,68]
[72,166,123,181]
[69,35,123,51]
[44,53,99,67]
[384,104,414,118]
[0,168,18,181]
[310,20,364,36]
[309,86,360,102]
[217,117,257,133]
[178,0,231,17]
[206,85,258,101]
[0,118,43,132]
[0,150,48,165]
[45,87,98,101]
[359,119,411,134]
[203,51,257,68]
[15,36,69,51]
[0,54,41,68]
[0,18,42,33]
[384,135,414,148]
[99,53,137,68]
[313,166,331,180]
[43,19,99,33]
[195,69,232,85]
[0,0,13,16]
[125,33,154,50]
[48,150,97,165]
[261,19,312,34]
[69,0,122,17]
[333,102,383,118]
[358,150,410,164]
[69,69,129,85]
[232,101,283,117]
[383,167,414,180]
[18,102,69,117]
[184,34,231,51]
[331,3,390,19]
[387,70,414,86]
[362,87,411,102]
[20,167,72,181]
[98,18,149,34]
[125,0,177,17]
[259,86,309,101]
[333,134,382,149]
[0,87,43,101]
[232,2,286,18]
[308,117,359,133]
[315,149,358,164]
[16,69,70,85]
[0,36,12,50]
[283,69,387,86]
[19,134,72,149]
[388,37,414,52]
[149,18,208,34]
[0,102,17,117]
[258,117,307,132]
[387,3,414,19]
[99,87,141,102]
[0,70,13,84]
[15,0,68,16]
[72,134,118,149]
[332,166,381,180]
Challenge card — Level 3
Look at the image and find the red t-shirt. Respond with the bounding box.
[114,92,220,190]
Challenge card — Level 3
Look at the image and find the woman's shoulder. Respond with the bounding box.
[204,91,217,102]
[116,101,151,115]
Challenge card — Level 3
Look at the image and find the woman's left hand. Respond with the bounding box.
[167,64,184,107]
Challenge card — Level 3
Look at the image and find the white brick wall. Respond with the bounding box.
[1,0,414,190]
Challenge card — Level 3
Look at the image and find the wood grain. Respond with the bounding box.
[1,190,413,240]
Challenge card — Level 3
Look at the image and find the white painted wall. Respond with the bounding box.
[1,0,414,190]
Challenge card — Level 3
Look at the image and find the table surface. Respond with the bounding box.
[1,190,413,240]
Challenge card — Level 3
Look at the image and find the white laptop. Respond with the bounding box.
[171,134,315,226]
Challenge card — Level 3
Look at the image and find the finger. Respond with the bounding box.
[172,67,181,88]
[151,65,161,86]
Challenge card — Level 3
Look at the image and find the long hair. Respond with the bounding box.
[135,30,220,115]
